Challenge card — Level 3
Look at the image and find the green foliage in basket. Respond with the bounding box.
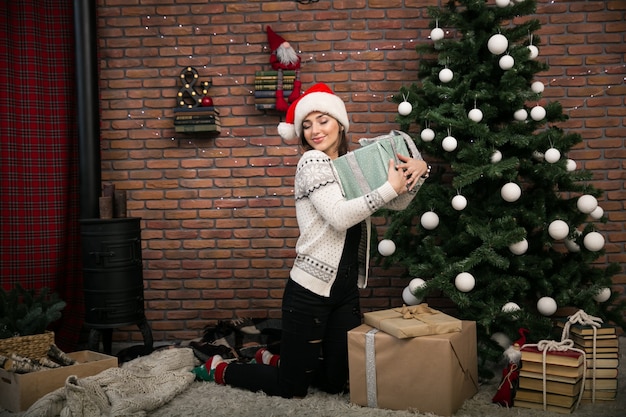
[0,284,66,339]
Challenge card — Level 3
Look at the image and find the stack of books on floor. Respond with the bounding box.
[254,70,295,110]
[515,343,585,414]
[173,106,221,133]
[564,321,619,403]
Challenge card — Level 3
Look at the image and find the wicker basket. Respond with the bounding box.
[0,331,55,359]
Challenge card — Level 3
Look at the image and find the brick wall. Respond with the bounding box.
[96,0,626,345]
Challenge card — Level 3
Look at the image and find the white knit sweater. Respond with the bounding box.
[291,149,416,297]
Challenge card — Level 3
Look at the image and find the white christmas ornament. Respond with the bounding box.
[439,68,453,83]
[537,296,558,316]
[408,278,426,293]
[468,108,483,122]
[491,150,502,163]
[548,219,569,240]
[496,0,511,7]
[527,44,539,59]
[499,54,514,70]
[420,128,435,142]
[564,230,581,253]
[378,239,396,256]
[487,34,508,55]
[442,135,457,152]
[593,287,611,303]
[513,108,528,121]
[398,101,412,116]
[530,105,546,121]
[402,286,421,306]
[531,81,544,94]
[420,211,440,230]
[501,182,521,202]
[577,194,598,214]
[430,27,444,41]
[455,272,475,292]
[451,195,468,211]
[544,148,561,163]
[502,302,521,313]
[590,206,604,220]
[566,159,577,172]
[583,232,605,252]
[509,239,528,255]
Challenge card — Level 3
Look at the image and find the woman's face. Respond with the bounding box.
[301,112,342,159]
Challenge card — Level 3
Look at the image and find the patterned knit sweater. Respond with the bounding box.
[291,149,416,297]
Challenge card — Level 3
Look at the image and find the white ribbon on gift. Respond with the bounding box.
[522,339,586,411]
[365,328,380,408]
[560,309,603,403]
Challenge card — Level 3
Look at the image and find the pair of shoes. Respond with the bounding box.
[190,341,236,362]
[191,355,224,382]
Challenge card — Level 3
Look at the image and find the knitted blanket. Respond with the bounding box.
[24,347,196,417]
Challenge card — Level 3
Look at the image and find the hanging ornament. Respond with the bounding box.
[408,278,426,293]
[442,132,457,151]
[455,272,475,292]
[527,34,539,59]
[451,194,467,211]
[430,20,444,41]
[548,219,569,240]
[593,287,611,303]
[468,108,483,122]
[398,93,412,116]
[501,182,521,202]
[531,81,545,94]
[378,239,396,256]
[566,159,577,172]
[564,230,581,253]
[420,211,439,230]
[530,105,546,121]
[583,231,605,252]
[420,127,435,142]
[590,205,604,220]
[402,286,422,305]
[502,302,521,313]
[496,0,511,7]
[499,54,514,70]
[491,150,502,163]
[513,108,528,121]
[509,239,528,255]
[577,194,598,214]
[544,148,561,163]
[439,67,453,83]
[487,33,508,55]
[537,297,558,316]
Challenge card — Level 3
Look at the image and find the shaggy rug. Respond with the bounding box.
[1,339,624,417]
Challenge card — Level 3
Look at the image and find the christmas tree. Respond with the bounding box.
[386,0,623,377]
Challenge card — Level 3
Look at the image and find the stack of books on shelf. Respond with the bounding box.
[559,321,620,403]
[515,344,585,414]
[254,70,295,110]
[173,106,221,133]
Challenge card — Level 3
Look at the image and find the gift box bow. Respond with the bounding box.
[393,304,437,320]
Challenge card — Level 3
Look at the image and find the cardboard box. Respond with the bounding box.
[363,304,462,339]
[348,321,478,416]
[0,350,118,412]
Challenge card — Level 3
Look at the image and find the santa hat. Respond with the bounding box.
[277,83,349,141]
[266,26,286,52]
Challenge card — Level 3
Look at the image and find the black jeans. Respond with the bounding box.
[224,265,362,398]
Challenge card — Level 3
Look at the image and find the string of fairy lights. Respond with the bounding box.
[122,11,624,156]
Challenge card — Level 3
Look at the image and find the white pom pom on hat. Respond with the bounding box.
[277,82,349,141]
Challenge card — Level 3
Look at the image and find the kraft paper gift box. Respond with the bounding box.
[348,321,479,416]
[363,304,462,339]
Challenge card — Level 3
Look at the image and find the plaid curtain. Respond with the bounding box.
[0,2,83,351]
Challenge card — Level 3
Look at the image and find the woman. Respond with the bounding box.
[193,83,429,398]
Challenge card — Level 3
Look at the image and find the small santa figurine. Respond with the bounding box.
[266,26,302,112]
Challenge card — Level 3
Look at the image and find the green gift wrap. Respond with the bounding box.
[333,130,424,200]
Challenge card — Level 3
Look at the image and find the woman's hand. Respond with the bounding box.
[395,154,430,191]
[387,159,409,195]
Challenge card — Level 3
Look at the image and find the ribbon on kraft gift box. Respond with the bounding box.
[333,130,425,200]
[363,304,462,339]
